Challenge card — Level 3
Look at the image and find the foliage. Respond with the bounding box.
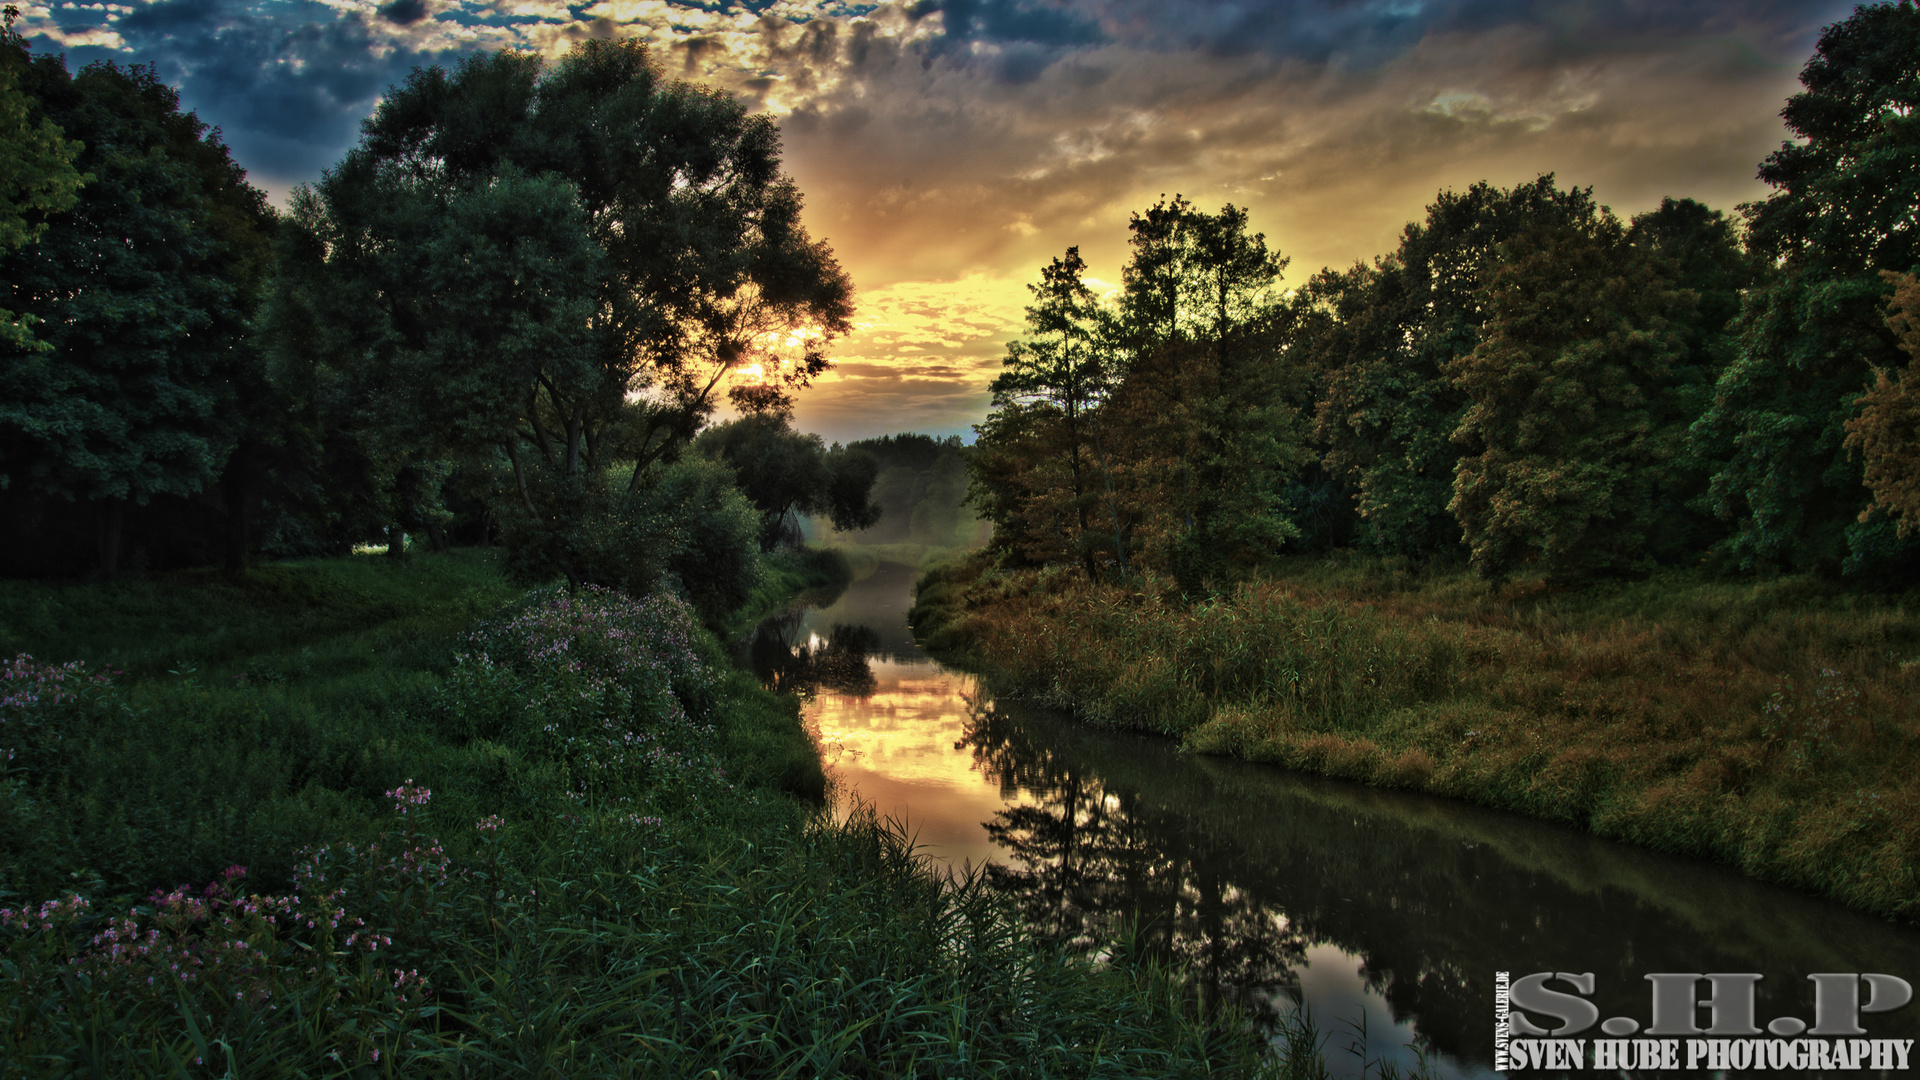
[0,8,84,351]
[1693,0,1920,573]
[1108,198,1308,592]
[695,413,880,550]
[1846,271,1920,538]
[971,200,1311,593]
[0,49,273,574]
[980,246,1129,578]
[916,550,1920,922]
[1305,176,1606,558]
[0,553,1269,1075]
[269,40,853,587]
[1447,209,1693,581]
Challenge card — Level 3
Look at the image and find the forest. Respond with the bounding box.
[915,2,1920,926]
[967,1,1919,590]
[0,15,896,621]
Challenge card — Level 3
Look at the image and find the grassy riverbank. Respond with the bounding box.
[1,551,1269,1075]
[911,552,1920,922]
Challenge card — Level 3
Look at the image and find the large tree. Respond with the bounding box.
[1692,0,1920,573]
[270,41,853,586]
[978,247,1130,578]
[1309,177,1604,558]
[0,48,273,574]
[1447,210,1693,581]
[1108,198,1307,590]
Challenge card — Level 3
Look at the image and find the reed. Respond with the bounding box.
[912,553,1920,921]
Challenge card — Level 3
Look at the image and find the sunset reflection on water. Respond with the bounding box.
[740,559,1920,1080]
[809,653,1046,870]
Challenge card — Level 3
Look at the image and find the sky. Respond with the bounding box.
[16,0,1863,443]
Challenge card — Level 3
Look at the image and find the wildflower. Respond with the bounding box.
[386,781,432,814]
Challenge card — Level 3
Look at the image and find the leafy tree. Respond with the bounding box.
[1447,211,1693,581]
[1846,271,1920,538]
[979,247,1129,577]
[0,7,84,351]
[265,167,603,559]
[1310,177,1604,558]
[1693,0,1920,573]
[695,413,879,550]
[0,50,273,574]
[274,40,852,587]
[1107,198,1307,591]
[1624,197,1752,563]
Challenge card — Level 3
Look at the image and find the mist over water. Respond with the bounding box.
[740,561,1920,1078]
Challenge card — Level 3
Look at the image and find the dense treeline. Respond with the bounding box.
[828,433,989,549]
[0,23,862,622]
[971,0,1920,591]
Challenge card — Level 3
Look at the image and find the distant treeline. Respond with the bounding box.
[812,433,989,550]
[971,2,1920,591]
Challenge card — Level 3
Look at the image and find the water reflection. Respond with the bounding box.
[743,561,1920,1078]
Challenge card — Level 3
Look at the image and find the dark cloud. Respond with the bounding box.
[74,0,463,183]
[905,0,1103,81]
[379,0,431,26]
[997,0,1855,70]
[912,0,1103,48]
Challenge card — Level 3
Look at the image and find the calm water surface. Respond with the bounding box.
[738,562,1920,1078]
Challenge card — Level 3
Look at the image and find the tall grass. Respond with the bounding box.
[1,552,1274,1076]
[912,553,1920,921]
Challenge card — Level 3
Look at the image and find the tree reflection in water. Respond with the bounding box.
[735,562,1920,1076]
[744,609,882,698]
[962,696,1310,1034]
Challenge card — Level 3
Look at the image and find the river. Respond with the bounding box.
[737,560,1920,1078]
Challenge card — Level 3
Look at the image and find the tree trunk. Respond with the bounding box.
[426,521,448,553]
[97,497,126,579]
[386,523,407,560]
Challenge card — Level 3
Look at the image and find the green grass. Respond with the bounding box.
[912,551,1920,922]
[1,550,1273,1076]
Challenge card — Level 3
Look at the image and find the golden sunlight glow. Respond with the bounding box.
[812,657,1042,869]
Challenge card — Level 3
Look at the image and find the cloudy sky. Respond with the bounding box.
[17,0,1859,442]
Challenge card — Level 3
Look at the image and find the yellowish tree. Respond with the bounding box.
[1845,271,1920,537]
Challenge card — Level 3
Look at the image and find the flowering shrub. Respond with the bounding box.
[1,652,125,774]
[433,586,733,804]
[0,791,470,1068]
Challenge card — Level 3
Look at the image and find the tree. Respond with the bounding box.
[980,247,1129,578]
[273,41,853,586]
[1624,197,1752,564]
[695,413,879,550]
[1109,198,1306,591]
[1693,0,1920,573]
[0,51,273,574]
[1845,272,1920,538]
[1447,211,1693,581]
[0,7,84,351]
[1310,177,1605,558]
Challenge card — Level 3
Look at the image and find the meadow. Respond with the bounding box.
[911,553,1920,923]
[0,550,1270,1076]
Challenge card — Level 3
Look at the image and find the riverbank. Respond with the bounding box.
[910,552,1920,922]
[1,551,1269,1075]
